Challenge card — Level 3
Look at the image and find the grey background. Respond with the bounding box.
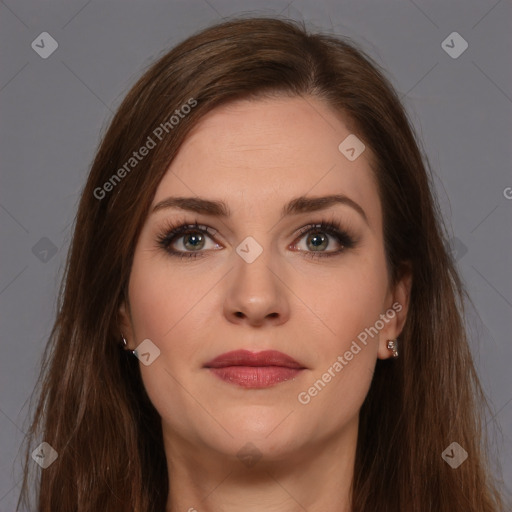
[1,0,511,509]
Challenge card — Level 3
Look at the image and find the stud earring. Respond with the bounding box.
[387,339,399,358]
[120,334,134,355]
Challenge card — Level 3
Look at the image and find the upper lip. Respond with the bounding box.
[204,350,305,369]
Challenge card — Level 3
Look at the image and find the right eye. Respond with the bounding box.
[156,222,221,259]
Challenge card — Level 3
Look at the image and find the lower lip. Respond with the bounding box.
[207,366,303,388]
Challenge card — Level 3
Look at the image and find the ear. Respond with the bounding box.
[377,263,412,360]
[118,295,135,350]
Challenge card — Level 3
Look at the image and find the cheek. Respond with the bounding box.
[292,252,387,423]
[296,346,376,438]
[302,252,389,351]
[126,254,214,380]
[127,253,208,341]
[127,262,208,435]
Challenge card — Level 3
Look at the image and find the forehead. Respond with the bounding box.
[152,96,380,225]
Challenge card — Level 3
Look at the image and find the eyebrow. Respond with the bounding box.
[151,194,369,225]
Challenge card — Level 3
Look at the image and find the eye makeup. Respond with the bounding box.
[154,216,359,261]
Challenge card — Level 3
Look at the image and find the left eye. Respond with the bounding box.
[291,222,356,258]
[293,225,343,253]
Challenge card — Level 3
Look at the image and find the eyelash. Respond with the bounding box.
[155,218,357,261]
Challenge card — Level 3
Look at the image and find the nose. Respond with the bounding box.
[223,244,290,327]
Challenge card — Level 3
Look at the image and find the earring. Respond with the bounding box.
[120,333,134,354]
[387,339,399,358]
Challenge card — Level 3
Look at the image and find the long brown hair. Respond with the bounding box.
[18,16,507,511]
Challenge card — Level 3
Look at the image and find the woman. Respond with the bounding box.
[19,16,506,512]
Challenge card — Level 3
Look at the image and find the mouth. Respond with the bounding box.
[203,349,306,389]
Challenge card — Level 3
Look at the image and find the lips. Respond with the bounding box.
[204,350,306,389]
[204,349,304,369]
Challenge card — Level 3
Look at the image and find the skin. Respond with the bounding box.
[119,95,412,512]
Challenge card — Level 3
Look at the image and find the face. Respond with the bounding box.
[119,95,411,467]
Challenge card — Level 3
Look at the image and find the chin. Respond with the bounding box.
[219,413,306,454]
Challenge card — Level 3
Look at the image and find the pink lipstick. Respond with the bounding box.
[204,349,305,388]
